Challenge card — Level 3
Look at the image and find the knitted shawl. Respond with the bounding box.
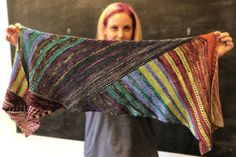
[2,27,224,155]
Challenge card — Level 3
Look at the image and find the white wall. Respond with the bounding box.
[0,1,84,157]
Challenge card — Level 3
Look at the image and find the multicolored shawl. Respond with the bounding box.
[2,26,224,155]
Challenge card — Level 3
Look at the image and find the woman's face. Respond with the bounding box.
[104,12,133,41]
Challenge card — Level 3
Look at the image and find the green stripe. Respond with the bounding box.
[23,32,42,77]
[30,38,86,90]
[126,73,169,120]
[114,82,155,118]
[105,85,140,116]
[29,36,72,81]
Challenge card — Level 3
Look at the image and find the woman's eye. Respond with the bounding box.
[124,26,131,31]
[110,26,118,31]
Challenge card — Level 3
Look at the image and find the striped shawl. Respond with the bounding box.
[2,27,224,155]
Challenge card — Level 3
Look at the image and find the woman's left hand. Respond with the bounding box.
[214,31,234,57]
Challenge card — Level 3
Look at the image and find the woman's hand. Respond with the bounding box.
[214,31,234,57]
[6,23,22,46]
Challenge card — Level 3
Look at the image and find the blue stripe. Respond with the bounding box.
[132,70,178,123]
[122,72,169,122]
[154,59,198,138]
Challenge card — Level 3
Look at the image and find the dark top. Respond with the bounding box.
[84,112,159,157]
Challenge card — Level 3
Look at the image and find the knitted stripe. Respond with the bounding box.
[2,26,223,155]
[146,60,191,127]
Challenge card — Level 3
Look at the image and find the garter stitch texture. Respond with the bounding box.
[2,26,223,155]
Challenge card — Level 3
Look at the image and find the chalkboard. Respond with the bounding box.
[7,0,236,156]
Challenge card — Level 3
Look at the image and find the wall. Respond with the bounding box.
[0,1,85,157]
[5,0,236,156]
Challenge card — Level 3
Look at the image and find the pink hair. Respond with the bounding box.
[103,3,136,29]
[96,2,142,41]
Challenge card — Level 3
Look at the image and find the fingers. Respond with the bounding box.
[5,34,11,42]
[220,32,234,49]
[214,31,233,41]
[6,23,21,46]
[214,31,234,57]
[6,23,21,35]
[5,33,17,46]
[6,24,17,35]
[218,32,231,41]
[221,36,233,42]
[226,41,234,48]
[15,23,22,29]
[214,31,234,47]
[214,31,221,36]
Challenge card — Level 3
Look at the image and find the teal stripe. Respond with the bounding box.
[23,32,42,77]
[114,82,155,118]
[30,38,86,90]
[29,36,72,81]
[27,32,42,57]
[105,85,140,116]
[126,74,168,120]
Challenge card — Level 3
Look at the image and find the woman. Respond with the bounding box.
[6,2,234,157]
[85,3,160,157]
[87,3,234,157]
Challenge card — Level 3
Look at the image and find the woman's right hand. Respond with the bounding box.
[6,23,22,46]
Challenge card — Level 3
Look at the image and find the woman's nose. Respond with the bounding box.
[117,29,124,38]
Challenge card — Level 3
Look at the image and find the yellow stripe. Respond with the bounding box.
[11,66,25,92]
[18,78,28,96]
[164,52,210,146]
[175,47,210,127]
[139,65,186,125]
[148,60,195,134]
[10,40,28,97]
